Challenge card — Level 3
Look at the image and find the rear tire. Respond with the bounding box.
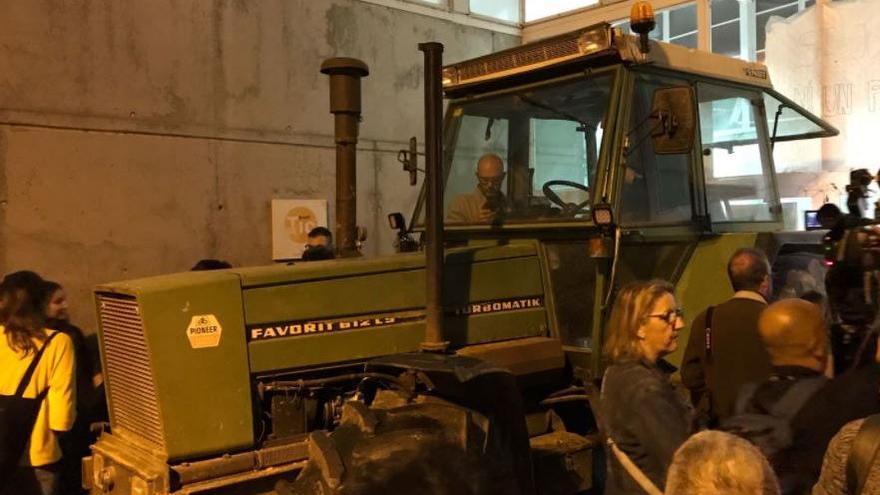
[277,394,521,495]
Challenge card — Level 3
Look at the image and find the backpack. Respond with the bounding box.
[720,376,826,459]
[0,332,58,483]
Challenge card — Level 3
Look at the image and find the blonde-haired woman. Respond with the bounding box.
[599,279,693,495]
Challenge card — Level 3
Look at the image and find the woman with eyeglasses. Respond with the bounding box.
[599,279,693,495]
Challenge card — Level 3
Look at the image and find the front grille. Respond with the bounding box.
[97,294,165,452]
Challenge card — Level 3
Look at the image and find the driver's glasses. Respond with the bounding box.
[647,308,684,325]
[477,174,505,186]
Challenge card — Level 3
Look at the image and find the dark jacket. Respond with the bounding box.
[600,359,693,494]
[681,292,772,424]
[774,363,880,494]
[741,365,824,415]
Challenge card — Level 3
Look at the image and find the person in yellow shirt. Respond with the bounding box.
[0,272,76,495]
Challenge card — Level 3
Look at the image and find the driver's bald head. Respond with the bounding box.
[758,298,828,371]
[477,153,504,178]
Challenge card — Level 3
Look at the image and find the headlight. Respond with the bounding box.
[442,67,459,87]
[592,203,614,227]
[131,475,152,495]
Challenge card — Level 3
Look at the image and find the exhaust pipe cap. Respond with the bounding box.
[320,58,370,77]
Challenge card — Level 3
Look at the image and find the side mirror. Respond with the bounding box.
[387,212,419,253]
[650,86,695,155]
[388,212,407,231]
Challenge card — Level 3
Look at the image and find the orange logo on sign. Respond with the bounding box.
[284,206,318,244]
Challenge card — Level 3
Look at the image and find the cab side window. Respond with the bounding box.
[698,83,776,223]
[620,74,694,225]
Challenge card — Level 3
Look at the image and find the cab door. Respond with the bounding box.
[614,69,703,288]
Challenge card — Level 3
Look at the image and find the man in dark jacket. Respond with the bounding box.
[774,342,880,494]
[681,247,774,426]
[726,298,829,494]
[739,298,829,417]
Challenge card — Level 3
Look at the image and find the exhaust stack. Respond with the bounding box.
[321,58,369,258]
[419,42,448,353]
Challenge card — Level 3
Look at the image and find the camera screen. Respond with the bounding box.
[804,210,821,230]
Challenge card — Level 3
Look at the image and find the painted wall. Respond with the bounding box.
[766,0,879,211]
[0,0,519,332]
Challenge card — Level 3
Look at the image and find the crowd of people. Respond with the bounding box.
[0,271,105,495]
[599,248,880,495]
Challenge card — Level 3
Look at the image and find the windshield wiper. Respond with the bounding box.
[516,93,595,130]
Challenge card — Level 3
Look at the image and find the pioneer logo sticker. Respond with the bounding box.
[186,314,223,348]
[248,296,544,342]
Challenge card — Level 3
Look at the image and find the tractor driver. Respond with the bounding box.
[446,153,507,224]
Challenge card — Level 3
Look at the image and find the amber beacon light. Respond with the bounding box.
[630,0,656,54]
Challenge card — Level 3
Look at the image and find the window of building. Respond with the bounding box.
[525,0,599,22]
[668,3,698,48]
[756,0,814,60]
[711,0,741,58]
[710,0,814,61]
[470,0,520,23]
[615,3,698,49]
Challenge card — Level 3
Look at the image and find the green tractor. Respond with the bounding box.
[83,17,836,495]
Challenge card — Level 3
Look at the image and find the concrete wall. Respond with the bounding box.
[0,0,519,331]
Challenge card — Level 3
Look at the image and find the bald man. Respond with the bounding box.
[725,299,830,493]
[446,153,507,224]
[771,317,880,493]
[682,248,774,426]
[740,299,829,416]
[758,299,829,371]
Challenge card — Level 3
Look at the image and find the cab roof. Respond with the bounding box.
[442,23,773,97]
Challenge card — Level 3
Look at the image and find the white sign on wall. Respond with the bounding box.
[271,199,328,260]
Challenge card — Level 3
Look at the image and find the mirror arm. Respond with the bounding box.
[625,112,664,157]
[397,136,424,186]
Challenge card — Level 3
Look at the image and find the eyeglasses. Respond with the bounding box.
[646,308,684,324]
[477,173,505,186]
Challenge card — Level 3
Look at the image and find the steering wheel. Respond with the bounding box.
[541,180,590,217]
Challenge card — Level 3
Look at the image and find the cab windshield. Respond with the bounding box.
[439,72,615,226]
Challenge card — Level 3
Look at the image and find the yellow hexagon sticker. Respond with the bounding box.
[186,314,222,349]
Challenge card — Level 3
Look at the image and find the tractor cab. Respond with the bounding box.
[410,23,834,236]
[406,23,836,373]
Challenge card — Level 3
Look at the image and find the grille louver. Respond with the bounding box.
[458,39,581,82]
[98,294,165,451]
